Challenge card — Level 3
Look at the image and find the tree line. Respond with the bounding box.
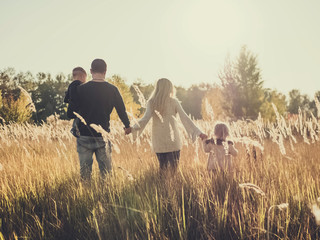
[0,46,319,124]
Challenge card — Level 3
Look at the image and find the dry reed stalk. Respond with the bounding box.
[169,123,175,142]
[267,203,289,240]
[154,110,163,123]
[312,204,320,225]
[73,112,87,125]
[204,98,214,121]
[239,183,266,196]
[18,86,36,112]
[314,94,320,119]
[118,166,134,181]
[132,85,146,108]
[90,123,121,154]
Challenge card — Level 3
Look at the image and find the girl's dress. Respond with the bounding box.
[203,138,238,171]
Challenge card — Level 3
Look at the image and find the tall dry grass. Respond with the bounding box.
[0,109,320,239]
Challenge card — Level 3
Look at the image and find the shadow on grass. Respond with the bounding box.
[1,168,319,240]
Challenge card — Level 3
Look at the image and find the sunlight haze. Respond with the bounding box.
[1,0,319,97]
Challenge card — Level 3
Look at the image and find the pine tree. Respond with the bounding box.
[219,46,264,120]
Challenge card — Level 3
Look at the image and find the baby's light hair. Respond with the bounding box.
[72,67,86,78]
[214,122,230,140]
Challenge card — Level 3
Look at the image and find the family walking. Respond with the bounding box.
[65,59,238,181]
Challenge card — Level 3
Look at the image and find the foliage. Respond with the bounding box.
[31,72,70,122]
[130,81,210,120]
[309,91,320,118]
[0,68,70,123]
[287,89,311,114]
[219,46,265,120]
[260,89,287,122]
[130,80,154,115]
[201,85,227,121]
[108,75,141,119]
[235,46,264,119]
[0,88,35,123]
[0,65,319,125]
[176,84,210,119]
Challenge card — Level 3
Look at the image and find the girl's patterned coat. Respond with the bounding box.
[203,139,238,171]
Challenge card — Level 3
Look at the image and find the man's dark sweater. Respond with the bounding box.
[64,80,82,119]
[77,81,130,137]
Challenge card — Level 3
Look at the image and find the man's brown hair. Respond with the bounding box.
[91,59,107,73]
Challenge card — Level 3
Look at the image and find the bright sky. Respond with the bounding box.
[1,0,319,97]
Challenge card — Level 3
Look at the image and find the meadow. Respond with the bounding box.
[0,109,320,240]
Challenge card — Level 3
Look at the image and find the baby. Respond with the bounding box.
[203,122,238,172]
[64,67,87,137]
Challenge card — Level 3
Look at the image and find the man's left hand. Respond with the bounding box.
[124,127,132,135]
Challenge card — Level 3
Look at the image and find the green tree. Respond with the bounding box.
[260,89,287,121]
[31,73,69,122]
[309,91,320,118]
[0,68,36,123]
[108,75,140,119]
[219,46,265,120]
[236,46,264,118]
[219,55,239,118]
[0,88,35,123]
[176,84,209,119]
[287,89,310,114]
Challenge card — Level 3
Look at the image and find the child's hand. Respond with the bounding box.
[199,133,208,140]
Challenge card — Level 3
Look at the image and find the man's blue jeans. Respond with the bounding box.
[76,136,112,180]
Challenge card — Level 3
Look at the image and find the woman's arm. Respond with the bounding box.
[131,101,153,139]
[175,99,204,142]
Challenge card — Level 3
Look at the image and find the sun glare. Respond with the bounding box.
[181,1,243,51]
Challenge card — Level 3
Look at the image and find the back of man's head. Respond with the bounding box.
[91,59,107,73]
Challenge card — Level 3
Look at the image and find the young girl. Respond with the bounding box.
[203,122,238,172]
[131,78,207,170]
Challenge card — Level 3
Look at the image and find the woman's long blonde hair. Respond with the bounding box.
[148,78,175,113]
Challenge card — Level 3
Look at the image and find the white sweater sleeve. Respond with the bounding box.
[175,99,202,142]
[132,101,152,140]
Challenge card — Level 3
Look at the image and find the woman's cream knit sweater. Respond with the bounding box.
[132,98,202,153]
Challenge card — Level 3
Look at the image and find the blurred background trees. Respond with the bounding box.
[0,46,319,124]
[108,75,140,119]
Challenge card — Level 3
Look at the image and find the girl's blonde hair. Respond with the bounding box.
[148,78,175,113]
[214,122,230,140]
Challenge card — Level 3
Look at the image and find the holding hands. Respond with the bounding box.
[124,127,132,135]
[199,133,208,140]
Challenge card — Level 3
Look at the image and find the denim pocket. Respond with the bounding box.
[77,136,106,150]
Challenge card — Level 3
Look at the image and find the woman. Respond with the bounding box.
[130,78,207,169]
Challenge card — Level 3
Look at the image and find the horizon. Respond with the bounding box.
[1,0,319,98]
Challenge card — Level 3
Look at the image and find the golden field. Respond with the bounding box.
[0,112,320,240]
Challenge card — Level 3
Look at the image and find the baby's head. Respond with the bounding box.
[214,122,230,140]
[72,67,87,83]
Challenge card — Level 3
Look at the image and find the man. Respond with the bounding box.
[76,59,131,180]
